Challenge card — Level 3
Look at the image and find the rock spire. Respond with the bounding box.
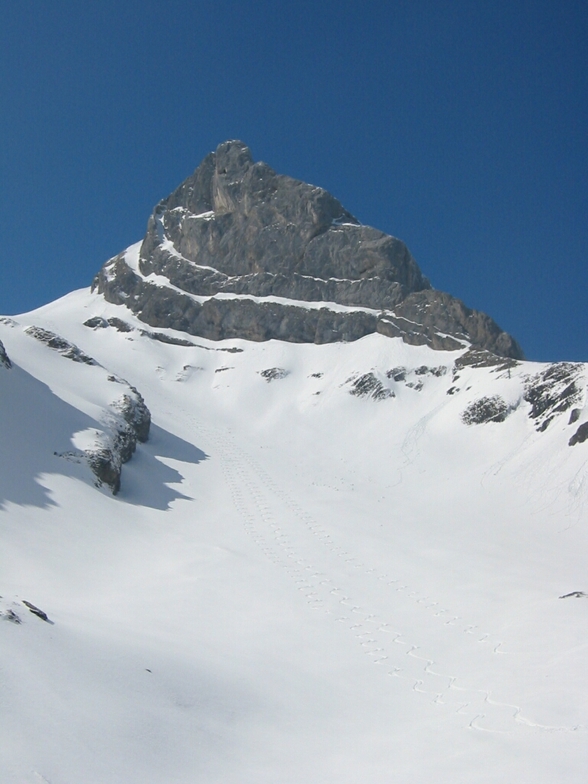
[93,141,523,358]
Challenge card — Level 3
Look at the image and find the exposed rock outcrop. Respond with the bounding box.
[22,600,51,622]
[19,325,151,492]
[92,140,523,359]
[25,326,98,365]
[83,316,134,333]
[86,386,151,494]
[260,368,289,382]
[524,363,584,432]
[0,339,11,369]
[454,348,520,372]
[569,422,588,446]
[349,372,395,400]
[461,395,512,425]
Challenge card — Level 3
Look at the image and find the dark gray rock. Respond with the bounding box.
[140,330,195,347]
[462,395,512,425]
[1,609,21,623]
[25,326,98,365]
[414,365,447,377]
[349,373,395,400]
[84,316,109,329]
[387,367,406,382]
[83,316,133,332]
[260,368,289,382]
[454,348,521,372]
[569,422,588,446]
[107,317,133,332]
[95,266,379,343]
[0,339,11,369]
[87,447,124,494]
[377,290,523,357]
[112,390,151,444]
[83,315,197,346]
[22,600,51,622]
[86,388,151,494]
[524,363,583,432]
[92,140,523,358]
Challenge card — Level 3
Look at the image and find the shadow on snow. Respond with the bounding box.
[115,423,208,510]
[0,364,207,511]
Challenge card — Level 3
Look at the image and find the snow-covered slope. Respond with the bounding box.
[1,287,587,783]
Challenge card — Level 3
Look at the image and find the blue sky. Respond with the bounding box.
[1,1,586,361]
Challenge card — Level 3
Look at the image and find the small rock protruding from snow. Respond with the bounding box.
[461,395,512,425]
[107,317,133,333]
[414,365,447,377]
[384,364,447,392]
[84,316,133,332]
[2,609,21,623]
[260,368,289,382]
[84,316,109,329]
[23,600,51,622]
[387,366,406,382]
[0,596,54,624]
[349,373,394,401]
[569,422,588,447]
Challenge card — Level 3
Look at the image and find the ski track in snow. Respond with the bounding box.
[190,419,582,736]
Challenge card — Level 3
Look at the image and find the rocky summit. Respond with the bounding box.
[93,141,523,358]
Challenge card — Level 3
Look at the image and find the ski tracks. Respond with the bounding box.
[192,421,582,736]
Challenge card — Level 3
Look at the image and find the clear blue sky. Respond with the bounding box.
[1,1,586,361]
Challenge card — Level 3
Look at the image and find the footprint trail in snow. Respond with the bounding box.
[191,421,582,736]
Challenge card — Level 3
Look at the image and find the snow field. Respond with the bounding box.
[0,289,587,782]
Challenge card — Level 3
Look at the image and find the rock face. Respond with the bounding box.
[93,140,523,358]
[86,385,151,494]
[523,363,583,432]
[0,339,11,369]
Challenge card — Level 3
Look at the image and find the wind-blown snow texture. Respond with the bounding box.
[1,287,587,783]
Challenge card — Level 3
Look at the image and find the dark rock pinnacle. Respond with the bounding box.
[92,140,523,358]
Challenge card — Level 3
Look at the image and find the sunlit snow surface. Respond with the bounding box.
[1,288,587,783]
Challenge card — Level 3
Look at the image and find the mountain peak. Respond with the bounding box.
[92,142,523,359]
[214,139,254,175]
